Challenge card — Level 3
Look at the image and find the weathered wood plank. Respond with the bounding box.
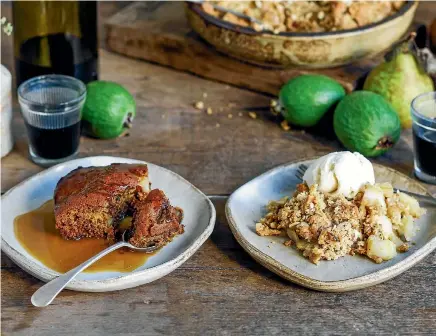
[1,198,436,335]
[2,49,436,197]
[1,2,436,335]
[104,1,384,95]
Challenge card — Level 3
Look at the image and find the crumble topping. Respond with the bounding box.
[202,1,405,33]
[256,182,425,264]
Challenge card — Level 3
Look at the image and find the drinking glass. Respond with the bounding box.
[18,75,86,167]
[411,91,436,184]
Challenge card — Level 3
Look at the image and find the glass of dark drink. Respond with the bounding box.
[411,91,436,184]
[18,75,86,167]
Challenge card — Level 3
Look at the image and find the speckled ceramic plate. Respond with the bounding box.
[1,156,216,292]
[226,159,436,292]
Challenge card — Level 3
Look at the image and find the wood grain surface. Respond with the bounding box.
[104,1,381,94]
[1,2,436,335]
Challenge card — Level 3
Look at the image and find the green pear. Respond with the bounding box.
[364,35,434,129]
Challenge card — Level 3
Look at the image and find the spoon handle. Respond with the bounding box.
[394,189,436,206]
[31,241,128,307]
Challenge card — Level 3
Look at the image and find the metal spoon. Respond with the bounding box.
[31,232,157,307]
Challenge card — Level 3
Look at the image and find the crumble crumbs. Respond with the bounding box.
[194,101,204,110]
[248,112,257,119]
[256,182,425,265]
[202,1,405,33]
[280,120,290,131]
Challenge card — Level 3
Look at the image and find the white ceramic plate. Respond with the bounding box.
[226,160,436,292]
[1,156,216,292]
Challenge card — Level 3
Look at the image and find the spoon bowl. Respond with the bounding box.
[31,231,158,307]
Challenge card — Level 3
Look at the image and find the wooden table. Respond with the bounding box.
[2,2,435,335]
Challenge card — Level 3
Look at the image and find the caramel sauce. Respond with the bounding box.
[14,200,153,273]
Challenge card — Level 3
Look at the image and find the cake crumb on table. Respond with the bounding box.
[248,112,257,119]
[281,120,291,131]
[194,101,204,110]
[206,107,213,115]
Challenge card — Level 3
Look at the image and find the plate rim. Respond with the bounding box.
[225,157,436,292]
[1,155,216,291]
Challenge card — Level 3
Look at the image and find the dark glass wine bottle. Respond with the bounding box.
[13,1,98,86]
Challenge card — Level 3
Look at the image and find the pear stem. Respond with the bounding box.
[384,32,418,61]
[408,32,417,43]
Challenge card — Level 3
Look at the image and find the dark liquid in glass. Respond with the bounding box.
[16,34,98,86]
[25,121,81,159]
[413,127,436,176]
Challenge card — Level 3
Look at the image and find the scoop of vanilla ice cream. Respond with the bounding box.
[303,151,375,198]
